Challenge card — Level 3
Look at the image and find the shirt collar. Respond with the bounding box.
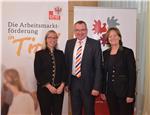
[76,37,87,44]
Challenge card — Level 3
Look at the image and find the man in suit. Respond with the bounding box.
[65,20,103,115]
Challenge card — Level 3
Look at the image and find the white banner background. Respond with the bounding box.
[74,6,136,115]
[2,1,68,115]
[74,6,136,53]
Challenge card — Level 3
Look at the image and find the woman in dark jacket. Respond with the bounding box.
[101,27,136,115]
[34,30,66,115]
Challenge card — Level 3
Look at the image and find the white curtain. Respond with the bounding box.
[142,2,150,115]
[98,1,149,115]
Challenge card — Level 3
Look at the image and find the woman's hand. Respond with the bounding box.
[56,83,64,94]
[46,84,57,94]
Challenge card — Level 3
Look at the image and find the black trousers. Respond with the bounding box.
[106,89,134,115]
[70,76,95,115]
[37,86,64,115]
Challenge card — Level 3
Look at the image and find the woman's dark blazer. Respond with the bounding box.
[34,48,66,87]
[102,46,136,98]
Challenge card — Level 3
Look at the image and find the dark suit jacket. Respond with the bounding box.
[34,48,66,87]
[65,37,102,92]
[102,46,136,98]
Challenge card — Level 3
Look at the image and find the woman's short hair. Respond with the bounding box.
[105,27,123,47]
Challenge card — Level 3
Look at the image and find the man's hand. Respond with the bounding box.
[91,89,99,96]
[126,97,134,103]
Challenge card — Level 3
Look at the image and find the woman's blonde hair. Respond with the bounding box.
[43,30,58,49]
[4,69,27,93]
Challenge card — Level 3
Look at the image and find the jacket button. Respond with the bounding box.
[112,75,115,77]
[112,79,115,82]
[113,70,115,73]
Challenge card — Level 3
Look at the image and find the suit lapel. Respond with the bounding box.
[82,38,90,63]
[70,39,76,68]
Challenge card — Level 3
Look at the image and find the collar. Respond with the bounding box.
[45,47,56,53]
[76,37,87,44]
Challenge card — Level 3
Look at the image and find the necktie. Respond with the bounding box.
[75,41,82,78]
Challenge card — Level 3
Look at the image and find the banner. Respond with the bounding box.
[2,1,68,115]
[74,6,136,115]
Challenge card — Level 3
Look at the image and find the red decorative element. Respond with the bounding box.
[49,6,62,20]
[95,95,110,115]
[54,6,62,15]
[100,33,108,46]
[49,11,53,15]
[82,95,109,115]
[92,20,107,34]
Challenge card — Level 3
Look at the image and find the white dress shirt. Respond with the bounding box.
[72,37,87,75]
